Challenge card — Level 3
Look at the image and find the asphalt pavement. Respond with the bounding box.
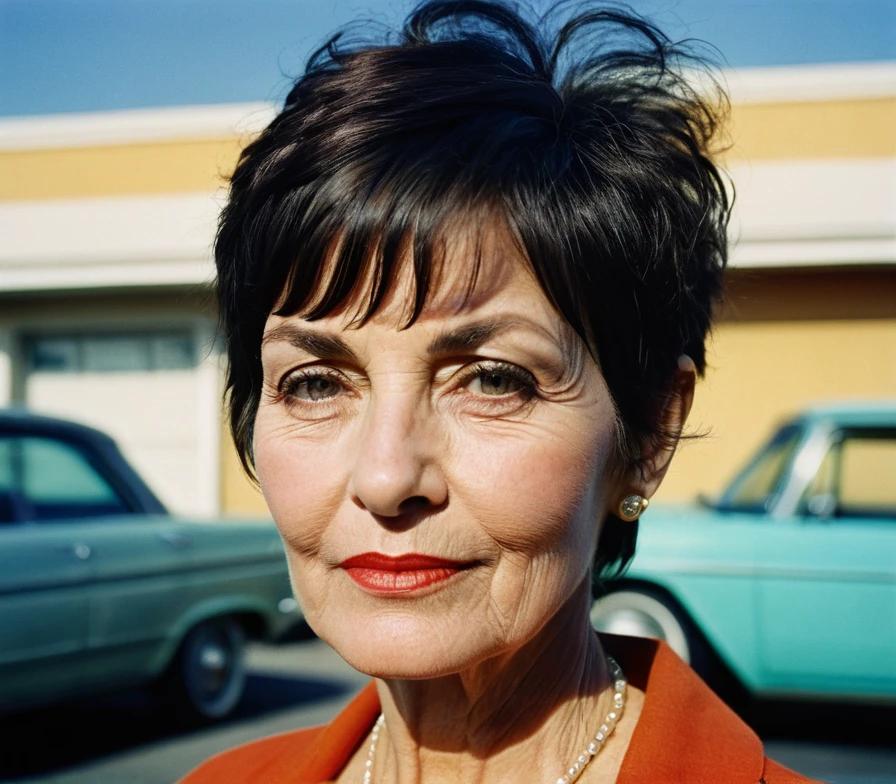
[1,635,893,784]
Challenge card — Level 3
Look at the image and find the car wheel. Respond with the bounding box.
[591,587,749,710]
[170,617,247,722]
[590,588,695,664]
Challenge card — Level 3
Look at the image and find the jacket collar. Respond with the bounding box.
[285,633,765,783]
[605,633,765,783]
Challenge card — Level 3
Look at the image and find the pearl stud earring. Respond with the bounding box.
[618,494,649,522]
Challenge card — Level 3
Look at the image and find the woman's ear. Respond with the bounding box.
[625,354,697,503]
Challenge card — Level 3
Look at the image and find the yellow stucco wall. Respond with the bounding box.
[219,410,268,517]
[0,137,245,201]
[724,97,896,160]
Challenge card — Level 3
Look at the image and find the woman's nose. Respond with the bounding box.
[348,396,448,519]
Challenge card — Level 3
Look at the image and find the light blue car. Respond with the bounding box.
[591,401,896,703]
[0,409,300,721]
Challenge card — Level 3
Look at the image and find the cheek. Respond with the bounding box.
[450,416,614,560]
[253,414,358,624]
[252,412,347,559]
[443,413,614,641]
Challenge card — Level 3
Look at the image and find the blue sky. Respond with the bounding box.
[2,0,894,117]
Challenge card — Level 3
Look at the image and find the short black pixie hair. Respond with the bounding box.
[216,0,732,579]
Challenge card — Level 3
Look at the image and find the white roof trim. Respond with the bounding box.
[0,62,893,150]
[731,237,896,268]
[726,157,896,267]
[0,102,277,150]
[0,258,213,292]
[0,192,220,291]
[719,61,896,104]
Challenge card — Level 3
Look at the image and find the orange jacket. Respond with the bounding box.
[180,633,819,783]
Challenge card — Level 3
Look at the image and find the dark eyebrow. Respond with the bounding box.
[262,318,557,361]
[261,324,358,363]
[426,320,518,356]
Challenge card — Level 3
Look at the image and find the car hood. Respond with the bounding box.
[638,502,720,526]
[626,501,758,569]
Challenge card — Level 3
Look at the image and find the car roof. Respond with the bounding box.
[0,406,117,445]
[795,399,896,428]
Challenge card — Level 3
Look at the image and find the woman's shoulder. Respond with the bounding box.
[177,725,324,783]
[178,681,381,783]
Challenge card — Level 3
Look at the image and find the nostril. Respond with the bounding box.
[398,496,431,514]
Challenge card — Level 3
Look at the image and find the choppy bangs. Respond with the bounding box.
[268,171,521,331]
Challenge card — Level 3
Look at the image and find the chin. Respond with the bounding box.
[315,608,499,680]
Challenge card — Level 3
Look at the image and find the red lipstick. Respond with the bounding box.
[339,552,473,594]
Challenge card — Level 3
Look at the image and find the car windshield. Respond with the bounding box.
[715,423,803,513]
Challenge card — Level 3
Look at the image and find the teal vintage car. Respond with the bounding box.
[0,408,300,721]
[591,401,896,703]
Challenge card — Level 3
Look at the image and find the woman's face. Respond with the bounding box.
[254,228,620,678]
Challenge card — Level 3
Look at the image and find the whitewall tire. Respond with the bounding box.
[590,589,692,663]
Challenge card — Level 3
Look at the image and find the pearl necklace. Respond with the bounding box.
[362,656,626,784]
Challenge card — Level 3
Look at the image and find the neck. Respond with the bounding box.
[373,578,614,784]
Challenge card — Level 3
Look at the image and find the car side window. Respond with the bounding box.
[801,429,896,519]
[0,435,130,523]
[718,424,802,512]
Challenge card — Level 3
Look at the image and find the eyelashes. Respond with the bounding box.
[273,360,538,415]
[278,366,351,403]
[455,361,537,407]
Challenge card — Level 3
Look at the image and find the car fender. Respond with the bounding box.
[615,569,762,691]
[147,594,275,678]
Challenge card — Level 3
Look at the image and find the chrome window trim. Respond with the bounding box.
[771,421,838,518]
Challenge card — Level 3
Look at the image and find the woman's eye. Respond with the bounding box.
[466,364,535,398]
[282,373,344,402]
[475,371,520,396]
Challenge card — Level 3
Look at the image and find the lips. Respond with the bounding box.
[338,552,474,594]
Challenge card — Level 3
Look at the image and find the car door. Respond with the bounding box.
[0,432,128,708]
[80,515,196,688]
[754,426,896,699]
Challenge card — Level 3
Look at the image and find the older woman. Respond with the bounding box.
[183,1,818,782]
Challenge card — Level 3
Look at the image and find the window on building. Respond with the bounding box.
[29,338,80,373]
[27,331,196,373]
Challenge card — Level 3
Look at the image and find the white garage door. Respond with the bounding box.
[22,329,218,516]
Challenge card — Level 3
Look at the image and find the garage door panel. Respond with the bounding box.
[23,331,208,516]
